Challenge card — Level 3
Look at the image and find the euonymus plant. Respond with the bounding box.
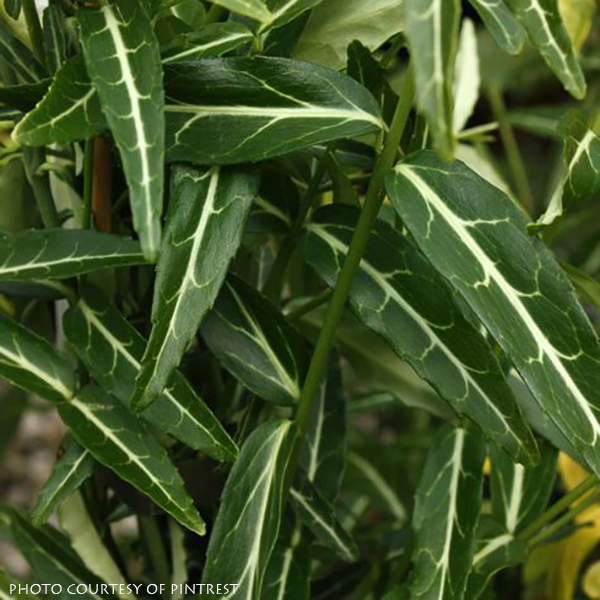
[0,0,599,598]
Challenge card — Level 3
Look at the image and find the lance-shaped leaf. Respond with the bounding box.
[0,229,146,281]
[409,425,486,600]
[0,313,75,403]
[13,56,106,147]
[300,205,538,466]
[454,19,480,133]
[63,285,237,462]
[4,0,22,20]
[205,0,272,22]
[490,440,557,534]
[133,165,259,411]
[299,353,346,503]
[164,57,382,165]
[42,4,68,75]
[405,0,460,159]
[202,419,297,599]
[201,275,308,406]
[58,386,205,535]
[504,0,586,99]
[464,517,527,599]
[290,481,358,563]
[467,0,526,55]
[78,0,165,261]
[260,0,323,32]
[0,19,45,83]
[388,151,600,477]
[9,512,116,600]
[31,437,95,527]
[161,22,253,64]
[0,79,50,112]
[263,517,310,600]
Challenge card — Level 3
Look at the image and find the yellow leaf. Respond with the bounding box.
[559,0,596,51]
[583,561,600,599]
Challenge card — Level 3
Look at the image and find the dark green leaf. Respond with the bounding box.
[78,0,165,261]
[0,79,50,112]
[59,386,205,535]
[164,57,382,165]
[467,0,526,55]
[202,419,297,599]
[0,229,146,281]
[346,40,385,96]
[409,425,486,600]
[133,165,259,411]
[0,19,45,83]
[202,275,309,406]
[0,312,75,403]
[301,205,538,465]
[4,0,21,20]
[63,284,238,462]
[387,150,600,477]
[42,5,68,74]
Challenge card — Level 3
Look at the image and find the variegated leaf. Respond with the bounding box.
[0,18,45,83]
[205,0,272,22]
[467,0,526,55]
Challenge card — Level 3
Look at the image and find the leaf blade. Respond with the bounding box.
[467,0,526,55]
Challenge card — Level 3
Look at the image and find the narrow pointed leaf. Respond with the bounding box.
[42,4,68,74]
[201,275,308,406]
[13,56,106,146]
[490,440,557,534]
[0,229,146,281]
[261,0,323,32]
[290,481,358,563]
[202,419,297,599]
[134,165,259,411]
[161,22,253,64]
[405,0,460,159]
[409,425,486,600]
[505,0,586,99]
[301,205,538,465]
[467,0,526,55]
[0,313,75,402]
[63,285,237,462]
[0,19,45,83]
[388,151,600,477]
[4,0,22,20]
[58,386,205,535]
[454,19,480,133]
[205,0,272,22]
[31,437,95,527]
[0,79,50,112]
[78,0,165,261]
[164,57,382,165]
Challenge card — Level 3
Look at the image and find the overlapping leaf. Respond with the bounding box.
[202,275,308,406]
[467,0,526,55]
[0,80,49,112]
[31,437,95,526]
[42,4,68,74]
[164,57,382,165]
[133,165,259,411]
[388,151,600,477]
[205,0,272,22]
[261,0,323,32]
[405,0,460,159]
[0,19,45,83]
[63,284,237,462]
[505,0,586,99]
[78,0,165,261]
[59,386,205,535]
[202,420,297,599]
[0,313,75,403]
[0,229,146,281]
[13,56,106,146]
[409,425,486,600]
[301,205,538,465]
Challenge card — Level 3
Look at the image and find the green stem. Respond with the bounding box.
[22,147,61,229]
[487,86,534,214]
[380,35,405,69]
[527,492,600,547]
[21,0,46,69]
[286,289,332,321]
[139,515,171,596]
[82,139,95,229]
[518,474,598,543]
[295,69,415,437]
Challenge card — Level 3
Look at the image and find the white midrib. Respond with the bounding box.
[162,32,251,64]
[102,5,156,243]
[505,464,524,533]
[473,533,513,565]
[437,428,465,600]
[567,129,595,174]
[308,224,515,435]
[307,385,325,482]
[274,525,302,600]
[78,301,222,447]
[433,0,445,133]
[399,165,600,440]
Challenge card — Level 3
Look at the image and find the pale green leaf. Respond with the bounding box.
[405,0,460,159]
[164,57,382,165]
[262,0,323,32]
[294,0,405,70]
[133,165,259,411]
[467,0,526,55]
[205,0,272,22]
[559,0,596,51]
[454,19,480,133]
[78,0,165,261]
[63,284,238,462]
[59,386,206,535]
[169,520,188,600]
[0,229,146,281]
[202,420,297,599]
[388,150,600,477]
[409,425,486,600]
